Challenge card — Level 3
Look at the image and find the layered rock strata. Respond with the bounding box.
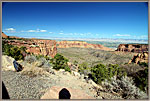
[117,44,148,53]
[57,41,114,51]
[3,39,57,58]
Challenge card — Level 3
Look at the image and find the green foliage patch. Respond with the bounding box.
[50,53,71,72]
[90,63,127,84]
[2,41,27,61]
[133,67,148,93]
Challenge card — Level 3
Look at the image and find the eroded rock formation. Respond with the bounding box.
[2,32,8,38]
[128,52,148,64]
[3,38,57,58]
[57,41,114,51]
[117,44,148,53]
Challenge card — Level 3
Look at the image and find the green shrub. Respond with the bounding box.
[50,53,71,72]
[2,41,13,53]
[139,62,148,67]
[10,46,25,60]
[78,62,91,76]
[133,67,148,93]
[91,63,126,84]
[2,40,27,61]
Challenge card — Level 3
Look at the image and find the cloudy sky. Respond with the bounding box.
[2,2,148,39]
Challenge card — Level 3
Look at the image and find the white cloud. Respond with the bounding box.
[60,30,63,33]
[4,28,16,33]
[114,34,130,37]
[26,29,47,33]
[28,30,37,32]
[40,30,47,32]
[49,32,53,34]
[5,28,15,31]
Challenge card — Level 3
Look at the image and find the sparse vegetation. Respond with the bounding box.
[50,53,71,72]
[133,67,148,93]
[21,63,50,77]
[57,47,135,66]
[2,41,27,61]
[78,62,91,76]
[90,63,126,84]
[102,76,148,99]
[24,54,52,68]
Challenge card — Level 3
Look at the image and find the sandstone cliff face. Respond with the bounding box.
[32,39,57,58]
[117,44,148,53]
[2,32,8,38]
[4,39,57,58]
[128,52,148,64]
[57,41,114,51]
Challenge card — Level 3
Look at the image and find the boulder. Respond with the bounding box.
[88,80,103,90]
[72,71,80,77]
[2,55,16,71]
[59,69,65,73]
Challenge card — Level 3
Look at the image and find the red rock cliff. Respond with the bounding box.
[57,41,114,51]
[3,38,57,58]
[2,32,8,38]
[117,44,148,53]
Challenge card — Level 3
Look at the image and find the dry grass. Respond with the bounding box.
[20,62,50,77]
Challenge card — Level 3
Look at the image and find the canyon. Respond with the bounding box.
[2,33,57,58]
[2,32,148,59]
[57,41,114,51]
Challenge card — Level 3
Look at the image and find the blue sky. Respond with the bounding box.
[2,2,148,39]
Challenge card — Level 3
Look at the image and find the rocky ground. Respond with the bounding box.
[2,68,100,99]
[2,55,125,99]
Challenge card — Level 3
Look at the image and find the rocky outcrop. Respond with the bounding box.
[3,39,57,58]
[117,44,148,53]
[30,39,57,58]
[128,52,148,64]
[2,55,16,71]
[2,32,8,38]
[57,41,114,51]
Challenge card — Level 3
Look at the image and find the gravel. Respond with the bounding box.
[2,68,120,99]
[2,70,55,99]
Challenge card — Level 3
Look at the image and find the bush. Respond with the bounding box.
[25,55,52,68]
[78,62,91,75]
[139,62,148,67]
[21,63,50,77]
[25,55,37,64]
[38,57,52,68]
[102,76,148,99]
[50,53,71,72]
[2,41,27,61]
[133,67,148,93]
[90,63,126,84]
